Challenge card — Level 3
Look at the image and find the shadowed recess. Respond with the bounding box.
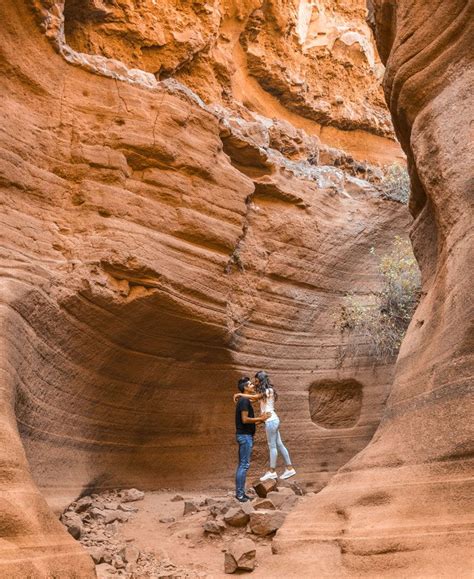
[309,379,363,429]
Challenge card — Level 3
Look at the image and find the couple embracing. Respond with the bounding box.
[234,371,296,502]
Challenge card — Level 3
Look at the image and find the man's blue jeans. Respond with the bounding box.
[235,434,253,498]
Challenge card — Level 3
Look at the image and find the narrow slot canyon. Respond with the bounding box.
[0,1,472,578]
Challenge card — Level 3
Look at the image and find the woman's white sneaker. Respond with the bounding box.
[260,471,278,482]
[280,468,296,480]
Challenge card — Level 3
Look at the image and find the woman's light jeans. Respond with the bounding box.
[265,418,291,469]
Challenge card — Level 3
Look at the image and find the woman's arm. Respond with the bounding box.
[233,392,264,403]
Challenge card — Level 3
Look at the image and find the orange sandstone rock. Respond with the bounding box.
[0,1,412,576]
[274,2,474,576]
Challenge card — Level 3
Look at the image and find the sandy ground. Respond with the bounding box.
[68,483,313,578]
[120,491,276,578]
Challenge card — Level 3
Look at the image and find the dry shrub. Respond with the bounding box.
[338,237,421,360]
[381,164,410,204]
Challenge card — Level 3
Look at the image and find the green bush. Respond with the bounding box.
[338,237,421,360]
[380,164,411,204]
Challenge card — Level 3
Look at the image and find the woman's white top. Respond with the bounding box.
[260,388,278,421]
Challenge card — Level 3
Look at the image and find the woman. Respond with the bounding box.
[234,370,296,481]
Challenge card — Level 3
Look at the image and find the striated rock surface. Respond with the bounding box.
[32,0,403,164]
[0,0,414,577]
[274,1,474,577]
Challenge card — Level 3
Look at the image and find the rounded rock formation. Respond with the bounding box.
[0,1,418,577]
[273,2,474,577]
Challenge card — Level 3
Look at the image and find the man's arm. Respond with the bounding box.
[241,410,271,424]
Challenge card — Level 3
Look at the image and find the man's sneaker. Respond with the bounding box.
[280,468,296,480]
[260,471,278,482]
[236,495,250,502]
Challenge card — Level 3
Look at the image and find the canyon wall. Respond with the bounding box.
[274,1,474,577]
[0,1,419,577]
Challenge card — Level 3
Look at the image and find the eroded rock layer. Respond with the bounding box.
[274,1,474,577]
[32,0,404,165]
[0,1,419,577]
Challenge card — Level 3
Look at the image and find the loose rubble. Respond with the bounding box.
[60,482,304,576]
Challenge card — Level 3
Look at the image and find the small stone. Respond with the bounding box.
[102,550,114,565]
[104,510,129,524]
[159,517,175,523]
[112,556,126,569]
[95,563,116,577]
[203,519,225,534]
[88,530,108,542]
[120,545,140,564]
[289,481,306,496]
[120,488,145,502]
[171,494,184,502]
[240,501,254,515]
[104,501,119,510]
[254,499,275,510]
[183,501,199,515]
[118,503,138,512]
[61,512,83,539]
[88,546,105,564]
[267,490,297,510]
[74,496,93,513]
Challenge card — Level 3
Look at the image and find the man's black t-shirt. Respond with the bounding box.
[235,397,256,436]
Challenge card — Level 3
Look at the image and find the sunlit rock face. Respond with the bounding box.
[274,1,474,577]
[0,1,414,577]
[53,0,391,139]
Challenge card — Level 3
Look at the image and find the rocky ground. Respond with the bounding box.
[60,481,308,578]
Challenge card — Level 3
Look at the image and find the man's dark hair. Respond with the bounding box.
[237,376,251,393]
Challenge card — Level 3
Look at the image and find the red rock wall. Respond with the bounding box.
[48,0,396,145]
[0,1,413,576]
[274,2,474,576]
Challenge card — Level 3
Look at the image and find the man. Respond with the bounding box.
[235,376,270,502]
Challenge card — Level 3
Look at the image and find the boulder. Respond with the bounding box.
[224,538,256,574]
[252,479,277,498]
[224,507,250,527]
[249,510,286,536]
